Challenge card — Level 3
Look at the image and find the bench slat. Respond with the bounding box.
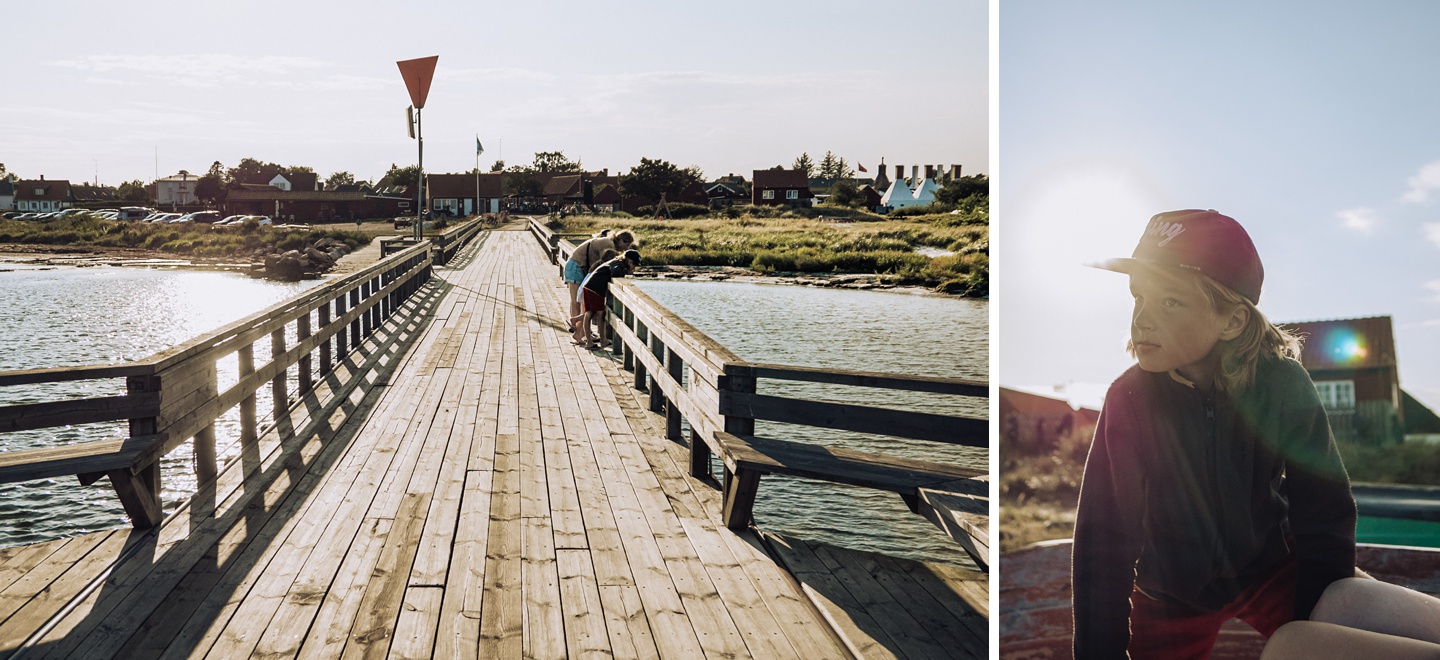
[0,436,162,484]
[718,432,985,495]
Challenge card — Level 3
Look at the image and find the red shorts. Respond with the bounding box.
[1127,555,1296,660]
[581,289,605,313]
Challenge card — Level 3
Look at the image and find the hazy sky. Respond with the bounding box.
[2,0,985,187]
[1000,2,1440,413]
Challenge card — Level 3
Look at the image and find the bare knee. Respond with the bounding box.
[1312,577,1373,622]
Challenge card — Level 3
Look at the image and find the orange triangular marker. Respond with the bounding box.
[396,56,439,109]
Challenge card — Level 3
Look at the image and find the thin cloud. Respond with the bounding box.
[49,54,329,87]
[1426,280,1440,303]
[1426,222,1440,249]
[1336,207,1377,233]
[1404,161,1440,203]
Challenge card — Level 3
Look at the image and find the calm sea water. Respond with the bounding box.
[634,279,988,568]
[0,264,321,545]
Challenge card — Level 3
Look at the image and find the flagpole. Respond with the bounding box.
[476,134,480,217]
[483,133,489,216]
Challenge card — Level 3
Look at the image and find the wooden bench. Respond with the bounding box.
[0,435,167,527]
[715,431,988,566]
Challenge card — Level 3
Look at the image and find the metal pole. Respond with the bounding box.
[415,108,424,242]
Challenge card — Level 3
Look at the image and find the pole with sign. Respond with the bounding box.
[397,55,438,242]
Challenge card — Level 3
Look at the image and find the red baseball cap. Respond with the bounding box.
[1094,209,1265,304]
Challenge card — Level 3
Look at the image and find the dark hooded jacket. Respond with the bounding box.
[1072,356,1356,658]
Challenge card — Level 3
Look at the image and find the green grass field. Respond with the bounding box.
[553,206,988,296]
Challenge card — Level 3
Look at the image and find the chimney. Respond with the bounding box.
[953,164,962,180]
[39,175,44,181]
[911,165,919,182]
[924,165,935,180]
[894,164,904,181]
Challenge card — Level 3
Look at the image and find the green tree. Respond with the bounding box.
[619,158,702,201]
[824,179,865,208]
[325,171,356,189]
[817,151,854,179]
[531,151,581,173]
[792,153,815,177]
[490,160,505,172]
[195,160,226,205]
[935,174,989,205]
[117,180,149,202]
[384,163,422,188]
[226,158,313,184]
[504,171,543,197]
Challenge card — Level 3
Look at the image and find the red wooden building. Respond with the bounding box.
[751,168,813,207]
[1283,315,1403,445]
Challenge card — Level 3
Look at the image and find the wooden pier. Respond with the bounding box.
[0,222,988,658]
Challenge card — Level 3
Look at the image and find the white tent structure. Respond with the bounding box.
[880,179,918,208]
[912,177,940,205]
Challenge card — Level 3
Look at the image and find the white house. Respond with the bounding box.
[156,171,199,206]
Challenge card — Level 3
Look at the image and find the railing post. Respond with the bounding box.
[238,344,257,447]
[633,321,648,391]
[610,297,623,356]
[335,295,348,356]
[649,335,665,414]
[116,372,164,528]
[318,303,332,375]
[349,286,361,349]
[719,364,758,530]
[666,350,684,442]
[271,328,287,422]
[194,362,218,484]
[297,312,312,396]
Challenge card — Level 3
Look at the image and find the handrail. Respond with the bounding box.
[525,219,990,543]
[0,240,438,528]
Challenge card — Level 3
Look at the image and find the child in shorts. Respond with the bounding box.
[571,249,639,349]
[1072,210,1357,659]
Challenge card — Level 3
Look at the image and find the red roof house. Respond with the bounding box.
[751,169,813,207]
[1282,316,1402,445]
[14,178,71,212]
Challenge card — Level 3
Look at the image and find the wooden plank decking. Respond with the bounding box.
[0,225,987,659]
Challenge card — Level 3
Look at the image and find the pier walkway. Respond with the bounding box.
[0,226,987,658]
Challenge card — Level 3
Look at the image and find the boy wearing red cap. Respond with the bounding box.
[1072,210,1356,658]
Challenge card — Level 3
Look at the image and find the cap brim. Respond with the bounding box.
[1087,257,1137,274]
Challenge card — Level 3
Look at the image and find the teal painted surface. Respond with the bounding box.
[1358,516,1440,547]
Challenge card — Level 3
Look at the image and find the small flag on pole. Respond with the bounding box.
[858,162,868,173]
[476,136,484,156]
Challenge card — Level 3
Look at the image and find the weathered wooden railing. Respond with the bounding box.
[528,219,992,566]
[380,217,486,265]
[0,241,435,528]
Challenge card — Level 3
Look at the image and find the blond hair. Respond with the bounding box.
[1197,273,1302,392]
[1125,269,1302,392]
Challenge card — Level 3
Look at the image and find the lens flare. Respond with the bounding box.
[1321,328,1369,366]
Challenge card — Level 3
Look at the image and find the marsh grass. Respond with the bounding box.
[556,210,988,295]
[0,214,373,259]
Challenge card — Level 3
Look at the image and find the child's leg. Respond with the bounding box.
[573,311,591,343]
[1311,577,1440,644]
[1261,621,1440,660]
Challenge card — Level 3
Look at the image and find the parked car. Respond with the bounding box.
[57,208,90,217]
[148,213,181,223]
[394,216,413,229]
[174,211,222,224]
[116,207,154,221]
[1,212,20,219]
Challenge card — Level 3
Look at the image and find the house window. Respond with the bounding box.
[1314,380,1356,411]
[785,190,799,200]
[762,190,775,200]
